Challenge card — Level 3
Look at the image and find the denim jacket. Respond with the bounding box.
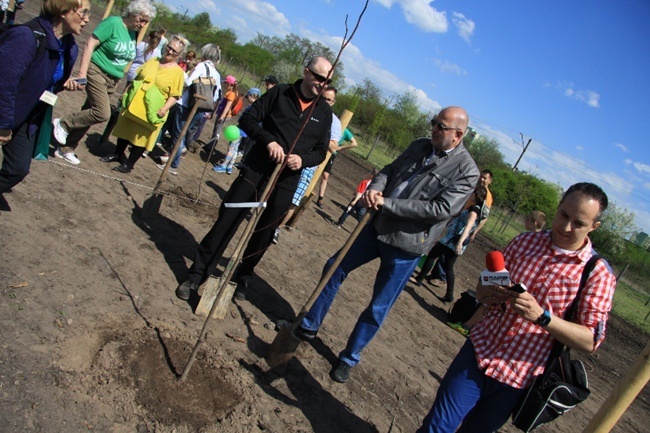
[370,137,479,255]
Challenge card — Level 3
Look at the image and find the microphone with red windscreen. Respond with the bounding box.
[480,251,512,286]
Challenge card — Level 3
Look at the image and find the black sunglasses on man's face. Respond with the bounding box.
[307,68,332,85]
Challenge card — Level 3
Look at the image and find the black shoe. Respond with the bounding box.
[408,276,423,287]
[175,280,198,301]
[316,198,324,209]
[113,163,132,173]
[233,279,248,301]
[294,326,318,341]
[100,154,120,163]
[0,194,11,212]
[441,294,454,303]
[331,360,353,383]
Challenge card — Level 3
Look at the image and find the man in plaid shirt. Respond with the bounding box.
[418,182,616,433]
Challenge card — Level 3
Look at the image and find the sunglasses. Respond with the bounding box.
[431,119,462,132]
[166,46,180,55]
[307,68,332,85]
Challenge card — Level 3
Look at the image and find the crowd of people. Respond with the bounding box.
[0,2,618,432]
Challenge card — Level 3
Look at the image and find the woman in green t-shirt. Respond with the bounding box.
[52,0,156,166]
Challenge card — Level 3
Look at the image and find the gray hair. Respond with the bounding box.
[200,44,222,64]
[169,34,190,55]
[124,0,156,20]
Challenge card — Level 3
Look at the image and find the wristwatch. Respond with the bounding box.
[535,309,552,327]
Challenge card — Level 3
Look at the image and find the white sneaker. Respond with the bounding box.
[52,118,69,145]
[156,163,177,175]
[159,155,169,163]
[54,148,80,165]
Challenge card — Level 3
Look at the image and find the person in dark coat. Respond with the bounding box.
[0,0,88,206]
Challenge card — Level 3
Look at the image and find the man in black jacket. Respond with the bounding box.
[175,57,333,301]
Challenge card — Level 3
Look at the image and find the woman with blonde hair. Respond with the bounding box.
[100,35,188,173]
[159,43,221,175]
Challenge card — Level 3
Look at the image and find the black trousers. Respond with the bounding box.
[187,167,294,284]
[417,242,458,297]
[0,122,34,194]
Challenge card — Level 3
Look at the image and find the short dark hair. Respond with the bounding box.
[560,182,608,220]
[325,85,338,94]
[481,169,493,179]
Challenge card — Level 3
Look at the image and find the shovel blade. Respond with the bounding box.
[266,324,302,372]
[141,193,163,218]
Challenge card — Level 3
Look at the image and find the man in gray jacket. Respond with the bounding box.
[297,106,479,383]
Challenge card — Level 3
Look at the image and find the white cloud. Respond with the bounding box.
[303,30,442,113]
[452,12,475,44]
[188,0,291,42]
[375,0,448,33]
[614,142,629,153]
[552,81,600,108]
[576,90,600,108]
[475,123,650,231]
[432,58,468,76]
[624,159,650,176]
[576,145,584,151]
[198,0,218,12]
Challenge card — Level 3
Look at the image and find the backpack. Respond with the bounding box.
[230,94,244,116]
[0,20,47,60]
[448,290,480,324]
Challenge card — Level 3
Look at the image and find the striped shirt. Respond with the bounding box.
[470,230,616,389]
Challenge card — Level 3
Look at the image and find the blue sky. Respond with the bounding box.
[163,0,650,234]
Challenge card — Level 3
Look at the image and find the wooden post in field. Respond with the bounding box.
[287,109,354,227]
[582,342,650,433]
[102,0,115,19]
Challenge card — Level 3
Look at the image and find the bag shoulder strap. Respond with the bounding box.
[565,254,601,322]
[545,254,601,370]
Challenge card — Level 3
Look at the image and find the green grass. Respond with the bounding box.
[612,281,650,335]
[349,136,400,170]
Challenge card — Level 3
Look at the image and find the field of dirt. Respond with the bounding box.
[1,3,648,433]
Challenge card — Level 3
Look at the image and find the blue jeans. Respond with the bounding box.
[301,224,420,367]
[417,340,527,433]
[171,105,203,168]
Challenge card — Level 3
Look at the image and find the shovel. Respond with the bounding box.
[179,164,283,381]
[141,94,206,218]
[266,210,374,371]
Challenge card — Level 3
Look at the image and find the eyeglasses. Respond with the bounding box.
[166,46,180,55]
[323,96,335,103]
[431,119,462,132]
[134,16,150,24]
[307,68,332,85]
[75,8,91,19]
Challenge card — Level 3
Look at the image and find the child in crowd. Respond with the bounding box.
[333,169,376,227]
[525,210,546,232]
[213,87,260,174]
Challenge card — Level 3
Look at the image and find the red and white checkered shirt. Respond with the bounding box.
[470,231,616,389]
